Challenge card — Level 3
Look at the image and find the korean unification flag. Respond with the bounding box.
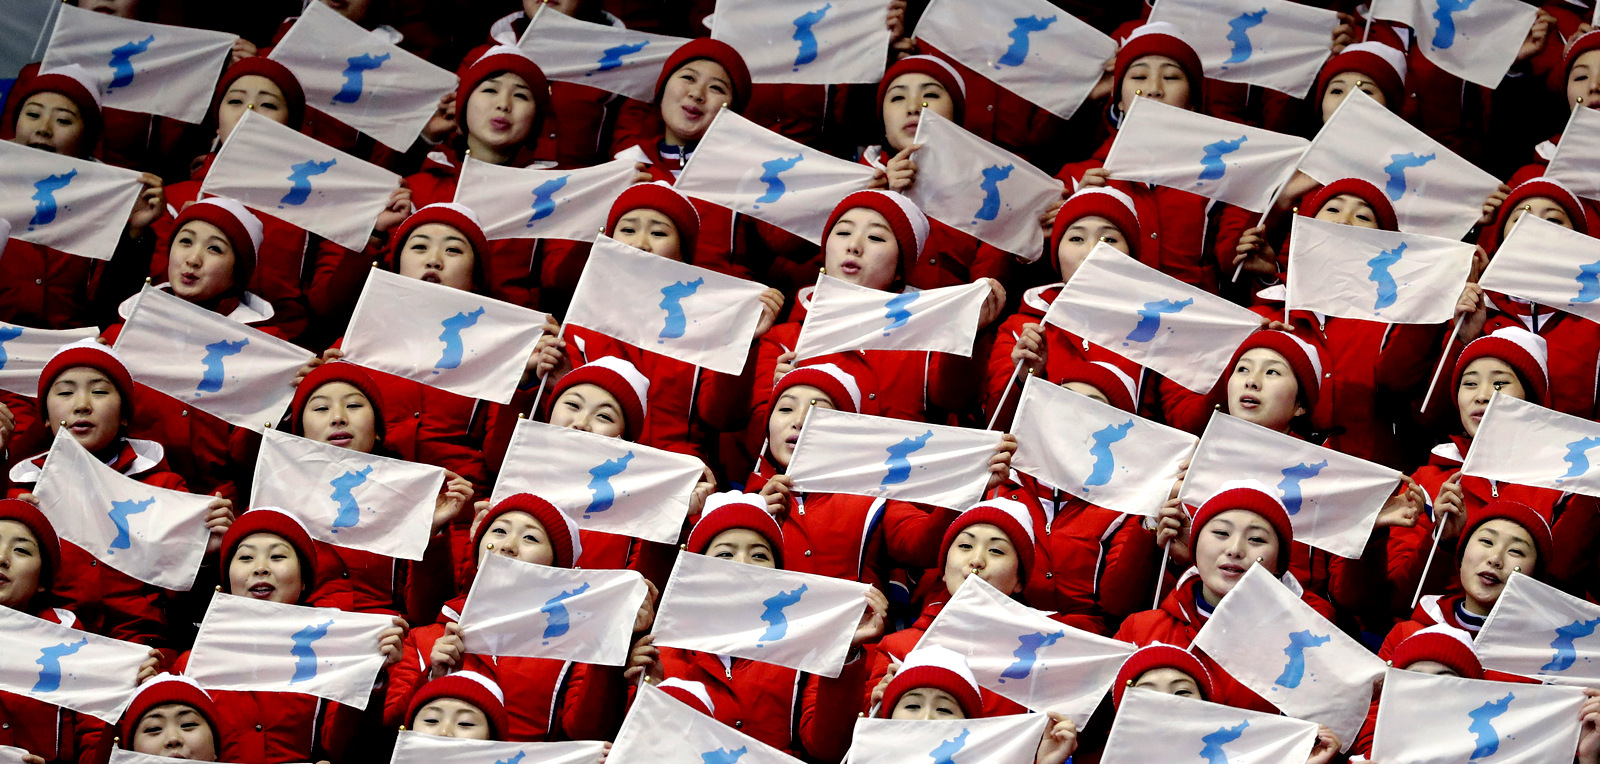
[185,593,394,710]
[342,269,549,404]
[673,110,877,244]
[652,553,870,677]
[711,0,889,85]
[200,110,401,251]
[1545,106,1600,201]
[267,1,456,151]
[1460,393,1600,499]
[33,429,213,591]
[792,275,990,361]
[250,429,446,560]
[0,322,98,396]
[1193,566,1386,747]
[1009,377,1198,518]
[0,140,143,261]
[1179,411,1404,559]
[1043,243,1262,393]
[41,4,234,124]
[846,714,1048,764]
[786,406,1003,511]
[564,235,768,375]
[490,418,704,545]
[904,110,1063,259]
[914,0,1116,120]
[391,731,607,764]
[457,553,647,666]
[1370,0,1538,88]
[1476,573,1600,686]
[1371,668,1585,764]
[0,606,148,723]
[1298,89,1500,239]
[517,6,688,102]
[1285,215,1474,324]
[1147,0,1341,98]
[1104,98,1310,213]
[611,683,805,764]
[112,285,308,432]
[1101,687,1320,764]
[454,158,638,242]
[1478,214,1600,326]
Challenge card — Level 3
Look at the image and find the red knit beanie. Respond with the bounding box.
[686,492,784,569]
[386,203,490,290]
[879,645,984,719]
[0,498,60,592]
[2,64,104,156]
[1389,625,1484,680]
[1481,174,1593,256]
[406,671,509,740]
[290,362,388,442]
[1452,327,1550,408]
[1315,41,1407,113]
[119,674,222,745]
[1051,186,1142,269]
[457,44,552,147]
[548,356,651,442]
[1112,643,1215,709]
[770,363,865,416]
[1189,480,1294,572]
[173,198,264,294]
[1456,499,1553,578]
[655,38,752,113]
[606,181,702,263]
[39,338,136,425]
[210,57,307,131]
[939,498,1037,584]
[822,190,931,279]
[1298,178,1398,232]
[877,55,967,123]
[1114,22,1204,109]
[219,507,319,599]
[472,493,581,569]
[1055,360,1138,413]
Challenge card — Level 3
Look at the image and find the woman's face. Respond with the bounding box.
[300,381,378,453]
[216,75,288,143]
[660,60,733,145]
[706,528,777,569]
[1319,71,1386,123]
[550,383,627,438]
[611,208,683,260]
[1061,381,1111,406]
[316,0,373,24]
[1132,667,1203,699]
[1502,196,1576,238]
[46,366,124,454]
[76,0,142,17]
[1456,357,1525,438]
[1055,215,1128,281]
[824,208,900,290]
[523,0,582,16]
[168,220,237,303]
[479,511,555,567]
[0,520,43,610]
[940,523,1023,597]
[1404,660,1459,677]
[889,688,965,720]
[767,385,836,468]
[1225,348,1304,433]
[130,703,218,760]
[1119,55,1191,113]
[1568,50,1600,111]
[464,72,535,155]
[1311,193,1381,229]
[13,92,86,156]
[1459,518,1537,616]
[1194,509,1281,605]
[227,532,303,604]
[411,698,492,740]
[881,72,953,152]
[398,223,476,291]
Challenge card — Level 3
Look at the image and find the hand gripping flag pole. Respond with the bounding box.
[529,322,567,416]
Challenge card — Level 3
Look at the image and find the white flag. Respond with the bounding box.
[1298,89,1500,239]
[1104,98,1310,213]
[0,322,98,397]
[610,683,805,764]
[914,0,1116,120]
[112,285,309,432]
[391,731,606,764]
[564,235,768,375]
[846,714,1048,764]
[185,593,393,710]
[786,406,1003,510]
[917,575,1135,723]
[458,553,646,666]
[517,6,689,102]
[1460,393,1600,499]
[267,1,456,151]
[1179,411,1403,559]
[33,429,213,590]
[1193,566,1386,747]
[1009,377,1198,518]
[489,418,703,545]
[1478,214,1600,326]
[1477,573,1600,686]
[1147,0,1341,98]
[711,0,889,85]
[0,140,142,261]
[904,109,1063,258]
[1043,243,1263,393]
[674,110,877,244]
[1545,106,1600,201]
[0,606,147,723]
[653,553,869,678]
[1102,687,1320,764]
[250,429,446,561]
[1285,215,1475,324]
[792,275,989,361]
[200,110,401,251]
[112,752,257,764]
[454,158,637,242]
[1,746,32,764]
[1370,0,1538,87]
[342,268,549,405]
[1371,668,1584,764]
[41,4,234,124]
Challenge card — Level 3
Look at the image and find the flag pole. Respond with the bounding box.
[529,323,567,416]
[987,360,1026,430]
[1152,540,1171,610]
[1411,517,1446,609]
[1231,179,1289,283]
[1418,315,1466,413]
